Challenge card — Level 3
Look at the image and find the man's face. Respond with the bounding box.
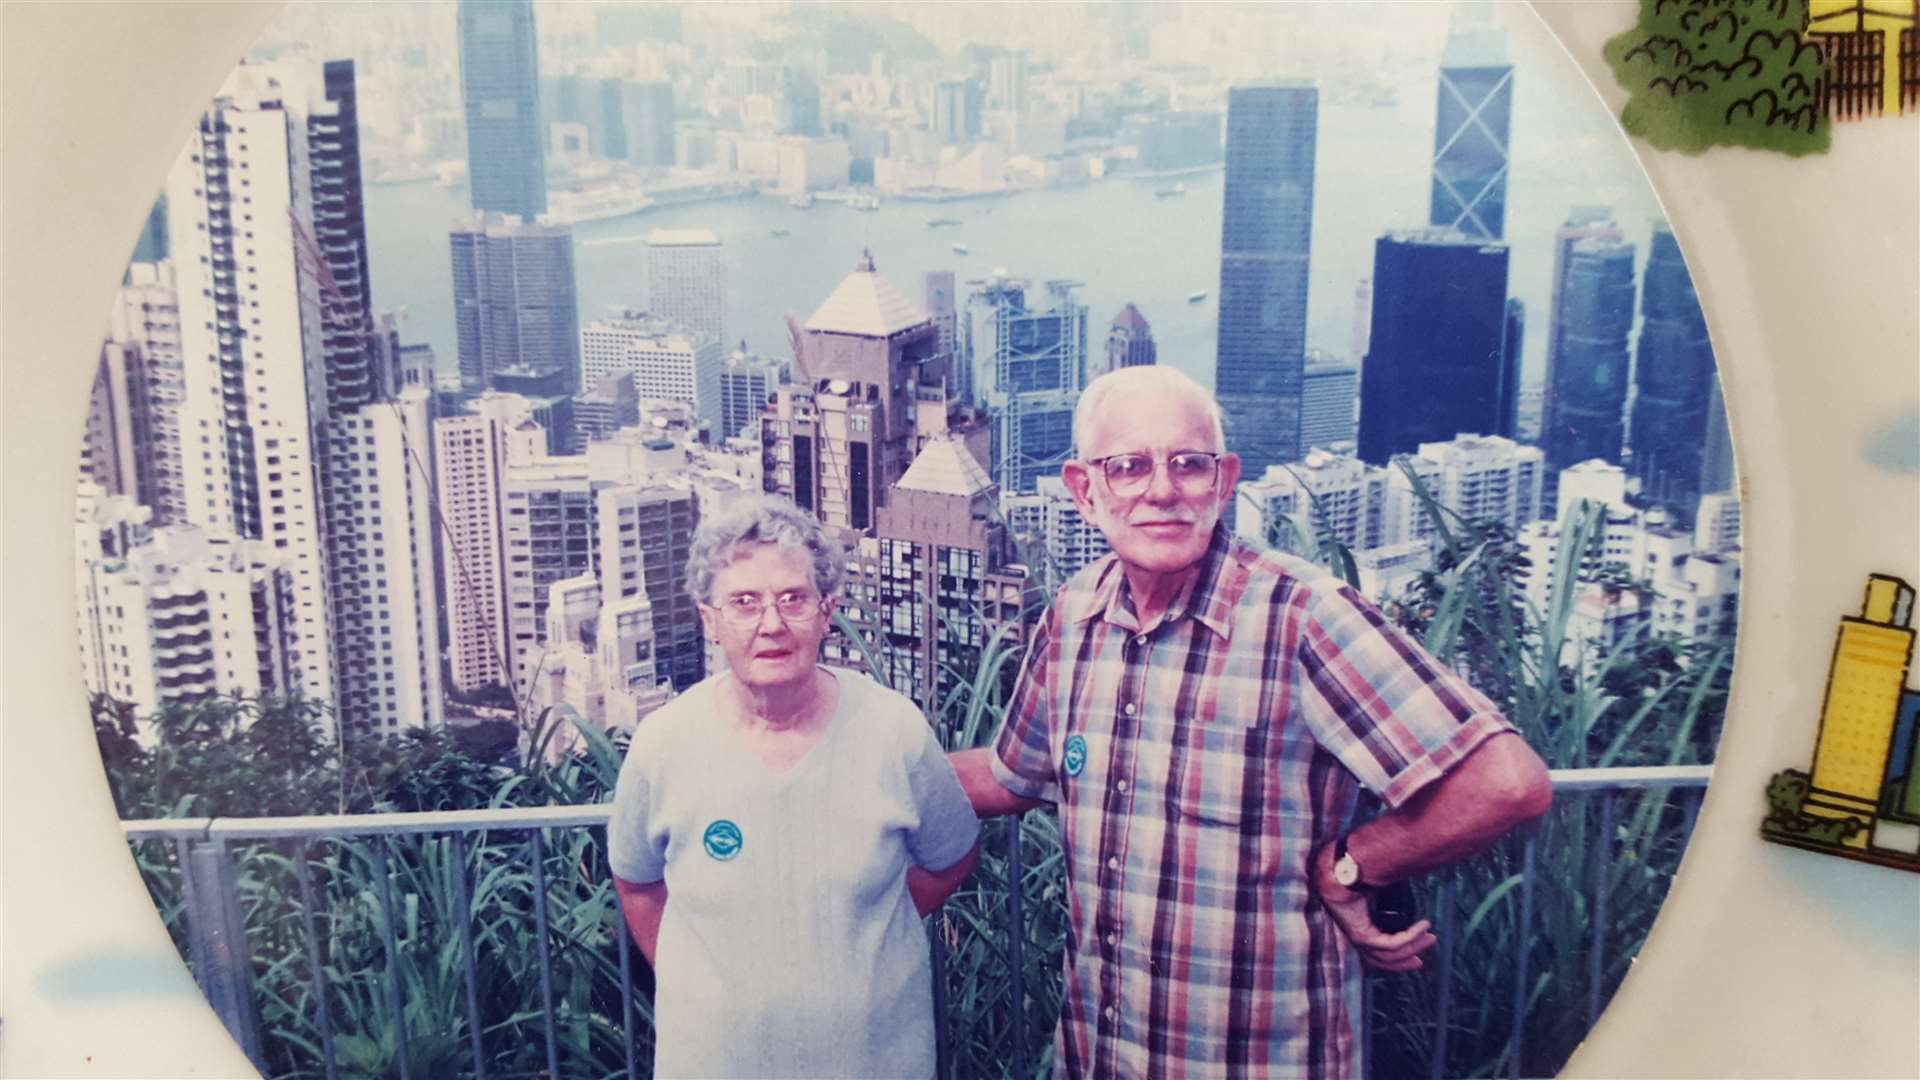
[1063,386,1241,580]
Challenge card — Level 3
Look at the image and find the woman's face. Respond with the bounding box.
[700,542,834,694]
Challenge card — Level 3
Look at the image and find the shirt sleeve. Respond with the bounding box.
[903,717,982,872]
[989,604,1063,803]
[1294,580,1515,809]
[606,728,666,884]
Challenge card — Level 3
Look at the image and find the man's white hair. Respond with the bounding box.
[1072,366,1226,458]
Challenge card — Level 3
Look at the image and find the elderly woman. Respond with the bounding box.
[608,493,981,1079]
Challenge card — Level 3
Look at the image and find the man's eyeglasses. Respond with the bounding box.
[707,591,825,626]
[1084,451,1224,498]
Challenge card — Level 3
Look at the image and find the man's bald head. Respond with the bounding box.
[1072,366,1225,459]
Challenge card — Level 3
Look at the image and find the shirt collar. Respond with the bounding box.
[1076,521,1241,641]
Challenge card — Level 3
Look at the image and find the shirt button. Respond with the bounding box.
[1104,1006,1116,1021]
[1105,933,1118,947]
[1134,634,1148,646]
[1122,702,1136,716]
[1116,779,1128,792]
[1107,856,1120,871]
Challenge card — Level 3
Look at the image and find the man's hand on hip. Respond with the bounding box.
[1311,841,1436,972]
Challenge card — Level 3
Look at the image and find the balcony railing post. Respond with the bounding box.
[184,838,264,1069]
[1006,812,1028,1078]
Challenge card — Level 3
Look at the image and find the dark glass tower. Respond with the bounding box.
[1356,229,1513,464]
[1429,24,1513,241]
[1215,83,1317,475]
[1542,234,1636,477]
[310,60,376,412]
[620,80,675,167]
[458,0,547,220]
[1628,225,1719,515]
[450,216,580,395]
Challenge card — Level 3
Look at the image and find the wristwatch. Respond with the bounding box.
[1332,835,1366,890]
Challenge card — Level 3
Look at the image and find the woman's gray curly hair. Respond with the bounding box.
[684,492,846,604]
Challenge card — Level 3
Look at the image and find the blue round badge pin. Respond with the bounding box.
[1063,734,1087,778]
[703,819,743,861]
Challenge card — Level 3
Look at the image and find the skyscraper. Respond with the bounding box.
[458,0,547,220]
[933,79,984,144]
[1628,225,1719,515]
[620,80,676,167]
[166,61,348,705]
[964,274,1088,493]
[74,485,299,733]
[154,59,447,735]
[924,271,958,374]
[1104,303,1157,374]
[644,228,726,344]
[761,252,947,532]
[88,263,186,524]
[1541,232,1636,482]
[1300,354,1358,453]
[717,347,785,442]
[434,393,543,694]
[1356,229,1514,464]
[871,435,1028,711]
[451,215,581,393]
[595,480,702,692]
[1429,18,1513,240]
[1215,83,1317,475]
[579,310,723,435]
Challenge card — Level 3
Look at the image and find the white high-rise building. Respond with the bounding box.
[1556,458,1632,526]
[86,263,190,525]
[163,61,362,706]
[1408,434,1545,533]
[1235,451,1385,552]
[580,310,724,435]
[434,393,544,694]
[1003,476,1109,583]
[1694,490,1742,554]
[1300,355,1359,454]
[326,387,444,734]
[501,450,703,697]
[644,228,726,344]
[75,483,299,738]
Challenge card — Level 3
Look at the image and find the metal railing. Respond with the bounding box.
[123,766,1712,1080]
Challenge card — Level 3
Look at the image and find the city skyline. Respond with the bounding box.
[74,1,1738,747]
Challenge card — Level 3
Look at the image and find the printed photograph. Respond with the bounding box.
[74,2,1743,1077]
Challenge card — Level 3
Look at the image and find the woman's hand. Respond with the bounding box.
[906,843,980,916]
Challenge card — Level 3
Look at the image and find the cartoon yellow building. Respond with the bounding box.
[1803,575,1916,848]
[1805,0,1919,119]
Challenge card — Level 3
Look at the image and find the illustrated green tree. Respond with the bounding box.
[1605,0,1831,155]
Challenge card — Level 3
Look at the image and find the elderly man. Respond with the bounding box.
[951,366,1552,1079]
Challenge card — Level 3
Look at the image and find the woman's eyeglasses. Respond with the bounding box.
[708,591,825,626]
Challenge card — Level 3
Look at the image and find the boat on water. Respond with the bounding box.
[787,192,814,209]
[771,227,790,238]
[846,193,881,212]
[1155,182,1189,198]
[926,217,962,229]
[1187,290,1208,304]
[952,242,970,255]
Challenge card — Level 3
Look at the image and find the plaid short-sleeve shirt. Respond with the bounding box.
[990,524,1513,1080]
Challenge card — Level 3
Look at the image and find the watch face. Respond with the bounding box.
[1334,852,1362,888]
